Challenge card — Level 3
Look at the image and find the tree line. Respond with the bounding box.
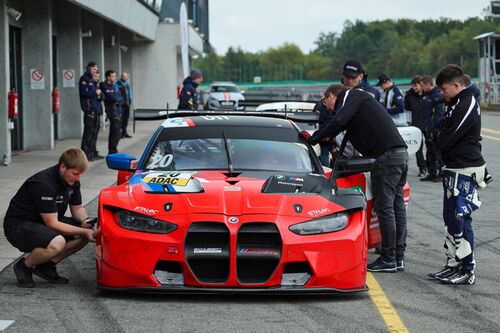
[194,17,500,82]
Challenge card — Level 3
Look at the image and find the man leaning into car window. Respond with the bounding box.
[301,84,409,273]
[3,147,96,288]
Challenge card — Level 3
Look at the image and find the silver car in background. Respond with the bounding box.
[203,82,245,111]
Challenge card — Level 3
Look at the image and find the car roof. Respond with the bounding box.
[161,115,296,129]
[211,81,237,86]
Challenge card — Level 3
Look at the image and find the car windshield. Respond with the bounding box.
[211,85,239,93]
[145,138,314,173]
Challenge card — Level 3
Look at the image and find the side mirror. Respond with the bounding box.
[106,153,137,171]
[337,157,375,177]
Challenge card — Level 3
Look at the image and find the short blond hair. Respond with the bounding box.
[59,147,88,170]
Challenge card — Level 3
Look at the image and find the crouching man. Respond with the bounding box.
[3,147,96,288]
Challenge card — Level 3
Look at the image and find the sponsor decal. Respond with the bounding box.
[194,247,222,254]
[41,196,53,201]
[162,117,195,128]
[134,206,159,216]
[224,185,241,192]
[288,177,304,182]
[143,172,192,187]
[228,217,239,224]
[275,175,286,180]
[277,181,303,187]
[239,248,280,255]
[307,208,331,217]
[55,195,64,204]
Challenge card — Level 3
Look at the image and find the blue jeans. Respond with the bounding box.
[319,145,331,167]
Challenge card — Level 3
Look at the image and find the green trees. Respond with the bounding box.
[194,17,500,83]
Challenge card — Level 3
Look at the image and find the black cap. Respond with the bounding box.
[376,74,391,86]
[190,68,203,78]
[87,61,98,68]
[342,60,364,76]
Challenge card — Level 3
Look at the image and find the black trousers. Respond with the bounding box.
[108,115,122,155]
[424,133,442,176]
[90,114,101,156]
[415,139,426,170]
[371,148,409,262]
[121,104,130,136]
[81,113,99,158]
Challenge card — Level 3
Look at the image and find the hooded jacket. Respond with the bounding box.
[178,77,199,110]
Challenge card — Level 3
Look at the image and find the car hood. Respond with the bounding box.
[118,170,349,219]
[209,92,244,100]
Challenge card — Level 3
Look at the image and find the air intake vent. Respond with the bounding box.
[237,223,282,284]
[185,222,230,283]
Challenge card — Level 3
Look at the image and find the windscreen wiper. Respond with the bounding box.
[222,131,240,177]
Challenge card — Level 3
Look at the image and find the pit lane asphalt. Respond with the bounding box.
[1,113,499,333]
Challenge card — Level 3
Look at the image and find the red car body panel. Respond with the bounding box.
[97,170,368,292]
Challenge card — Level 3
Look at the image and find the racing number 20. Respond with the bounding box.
[149,154,174,169]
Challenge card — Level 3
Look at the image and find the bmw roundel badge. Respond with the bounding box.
[228,217,239,224]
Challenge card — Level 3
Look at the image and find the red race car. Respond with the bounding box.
[96,110,409,293]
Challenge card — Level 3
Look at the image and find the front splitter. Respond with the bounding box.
[97,284,368,295]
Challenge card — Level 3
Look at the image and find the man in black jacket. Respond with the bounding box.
[405,75,426,176]
[178,69,203,110]
[303,84,408,272]
[100,70,124,155]
[429,64,486,285]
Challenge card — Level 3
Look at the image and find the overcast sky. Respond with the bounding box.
[209,0,492,54]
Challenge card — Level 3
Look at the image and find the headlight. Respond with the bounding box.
[289,213,348,235]
[116,210,177,234]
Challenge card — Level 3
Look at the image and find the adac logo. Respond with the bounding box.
[228,216,239,224]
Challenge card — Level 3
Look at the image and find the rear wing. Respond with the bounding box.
[132,103,319,133]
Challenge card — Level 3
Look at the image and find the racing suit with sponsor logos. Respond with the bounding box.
[435,87,486,272]
[178,76,199,110]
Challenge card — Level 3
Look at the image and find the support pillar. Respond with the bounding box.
[0,0,10,162]
[22,0,53,150]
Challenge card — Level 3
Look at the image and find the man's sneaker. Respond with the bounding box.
[485,169,493,184]
[367,257,397,273]
[13,258,35,288]
[420,174,438,182]
[428,266,458,280]
[33,261,69,284]
[440,270,476,285]
[417,169,426,177]
[396,260,404,271]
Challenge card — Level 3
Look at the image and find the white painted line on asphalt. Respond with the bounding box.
[0,320,14,331]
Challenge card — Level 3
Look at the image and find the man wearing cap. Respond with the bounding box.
[79,61,103,161]
[302,84,409,273]
[377,74,405,124]
[341,60,380,101]
[178,69,203,110]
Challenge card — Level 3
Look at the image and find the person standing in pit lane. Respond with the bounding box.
[376,74,406,126]
[429,64,487,285]
[178,69,203,111]
[405,75,427,176]
[421,75,445,182]
[99,70,124,155]
[302,84,409,273]
[79,61,103,161]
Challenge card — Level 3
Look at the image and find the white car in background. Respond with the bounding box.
[203,82,246,111]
